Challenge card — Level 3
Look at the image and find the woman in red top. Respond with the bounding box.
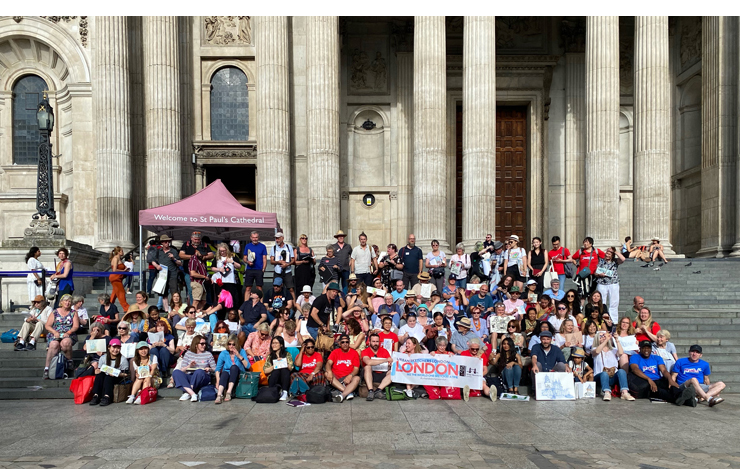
[459,337,495,401]
[571,237,604,302]
[109,246,130,313]
[633,307,660,343]
[291,338,326,387]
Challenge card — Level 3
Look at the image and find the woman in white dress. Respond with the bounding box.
[25,247,45,302]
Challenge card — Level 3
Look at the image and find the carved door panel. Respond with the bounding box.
[495,107,527,242]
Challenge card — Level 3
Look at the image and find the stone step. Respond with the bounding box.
[0,377,73,388]
[671,338,740,346]
[650,324,740,331]
[0,367,44,378]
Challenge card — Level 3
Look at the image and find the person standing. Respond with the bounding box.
[150,235,182,313]
[332,230,353,291]
[548,236,571,287]
[50,248,74,309]
[242,231,267,300]
[25,247,45,302]
[109,246,130,313]
[350,232,377,287]
[270,232,295,303]
[294,234,316,293]
[527,237,549,294]
[399,234,424,289]
[572,237,604,300]
[425,240,447,294]
[502,235,528,291]
[594,247,625,323]
[179,231,214,305]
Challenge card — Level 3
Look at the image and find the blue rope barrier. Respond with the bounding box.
[0,271,140,278]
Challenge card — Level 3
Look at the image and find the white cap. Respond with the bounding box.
[275,232,284,238]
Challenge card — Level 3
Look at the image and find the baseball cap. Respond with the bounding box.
[689,344,703,353]
[326,282,341,291]
[639,340,652,348]
[136,341,149,349]
[539,330,553,338]
[273,277,283,286]
[109,338,122,347]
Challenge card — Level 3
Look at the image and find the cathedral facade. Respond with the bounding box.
[0,16,736,257]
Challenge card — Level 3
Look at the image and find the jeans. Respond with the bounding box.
[558,274,566,288]
[455,277,467,290]
[402,271,419,289]
[307,326,319,340]
[150,346,172,372]
[597,369,628,393]
[183,272,193,304]
[501,364,522,389]
[218,365,240,388]
[147,269,156,294]
[357,273,374,287]
[172,369,211,393]
[241,323,259,335]
[340,270,350,291]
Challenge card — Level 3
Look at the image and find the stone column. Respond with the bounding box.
[413,16,448,250]
[144,16,181,209]
[93,16,133,249]
[585,16,620,248]
[701,17,738,257]
[396,51,414,242]
[633,17,674,253]
[564,52,586,249]
[462,16,496,250]
[128,17,146,244]
[306,16,339,248]
[256,16,292,241]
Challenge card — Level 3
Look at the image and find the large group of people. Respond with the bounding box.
[13,231,724,408]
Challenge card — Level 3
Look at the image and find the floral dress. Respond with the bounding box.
[50,310,77,344]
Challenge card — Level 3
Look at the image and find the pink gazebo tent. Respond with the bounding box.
[137,179,279,276]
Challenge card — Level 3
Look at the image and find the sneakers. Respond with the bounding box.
[190,394,199,402]
[332,393,344,403]
[280,390,288,401]
[26,342,36,351]
[404,389,414,399]
[134,397,141,405]
[14,341,26,351]
[463,385,470,402]
[99,396,111,406]
[708,397,724,407]
[676,385,695,406]
[126,395,136,404]
[489,390,496,402]
[43,369,49,380]
[366,389,375,401]
[603,391,612,401]
[89,395,101,406]
[375,389,386,400]
[345,392,354,400]
[179,393,191,401]
[620,391,635,401]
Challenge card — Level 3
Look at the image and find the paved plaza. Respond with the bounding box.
[1,396,739,469]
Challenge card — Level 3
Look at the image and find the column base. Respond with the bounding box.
[695,246,732,259]
[728,243,740,257]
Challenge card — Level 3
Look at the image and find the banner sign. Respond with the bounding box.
[389,352,483,390]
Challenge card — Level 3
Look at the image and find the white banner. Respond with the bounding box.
[389,352,484,390]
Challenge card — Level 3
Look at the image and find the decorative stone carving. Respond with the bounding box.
[341,191,349,200]
[13,16,23,23]
[680,17,701,70]
[203,16,251,45]
[194,147,257,159]
[361,119,376,130]
[79,16,88,48]
[389,191,398,200]
[347,36,390,95]
[561,18,586,53]
[38,16,88,48]
[496,17,544,49]
[543,65,553,120]
[24,219,65,240]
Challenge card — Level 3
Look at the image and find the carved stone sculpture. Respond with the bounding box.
[204,16,251,45]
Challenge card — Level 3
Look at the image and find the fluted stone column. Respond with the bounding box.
[564,52,586,249]
[585,16,620,248]
[144,16,181,209]
[462,16,496,250]
[306,16,339,248]
[256,16,292,241]
[128,17,146,241]
[396,51,414,242]
[700,17,738,257]
[414,16,448,250]
[93,16,133,249]
[633,17,674,253]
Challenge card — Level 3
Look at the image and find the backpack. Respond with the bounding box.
[1,329,19,343]
[253,385,281,403]
[306,385,332,404]
[48,352,71,380]
[198,384,217,401]
[235,372,261,399]
[385,386,408,401]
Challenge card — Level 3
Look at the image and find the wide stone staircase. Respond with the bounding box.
[0,258,738,398]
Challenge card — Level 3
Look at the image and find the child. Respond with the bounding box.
[569,348,593,383]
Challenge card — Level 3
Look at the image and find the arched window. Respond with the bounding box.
[210,66,248,141]
[12,75,49,164]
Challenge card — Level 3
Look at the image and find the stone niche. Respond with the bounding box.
[346,106,390,188]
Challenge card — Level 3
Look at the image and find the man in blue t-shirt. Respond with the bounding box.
[629,340,694,406]
[243,231,268,300]
[671,344,725,407]
[467,284,495,315]
[399,234,424,289]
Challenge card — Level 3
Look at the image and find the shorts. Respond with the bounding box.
[371,371,386,384]
[507,266,524,283]
[276,271,294,289]
[191,282,206,301]
[683,381,709,393]
[244,270,264,289]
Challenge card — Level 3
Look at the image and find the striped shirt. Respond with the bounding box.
[178,351,216,371]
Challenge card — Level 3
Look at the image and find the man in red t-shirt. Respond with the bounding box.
[326,333,361,402]
[361,332,393,401]
[548,236,572,286]
[377,316,399,353]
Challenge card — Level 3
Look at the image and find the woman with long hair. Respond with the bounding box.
[564,289,582,325]
[594,246,625,323]
[263,336,293,401]
[128,341,160,404]
[554,319,583,360]
[582,291,605,328]
[492,274,514,303]
[172,334,216,402]
[591,331,634,401]
[493,337,523,394]
[527,237,549,294]
[168,292,186,326]
[25,246,45,302]
[109,246,130,312]
[345,318,366,352]
[89,338,129,406]
[212,243,241,317]
[633,306,660,343]
[292,338,327,389]
[293,234,316,293]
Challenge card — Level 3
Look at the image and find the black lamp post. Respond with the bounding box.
[34,93,56,220]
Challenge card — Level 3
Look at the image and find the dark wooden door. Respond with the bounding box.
[455,105,463,244]
[495,107,527,242]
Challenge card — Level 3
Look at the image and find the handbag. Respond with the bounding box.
[385,386,408,401]
[430,267,445,279]
[543,264,558,288]
[249,359,269,386]
[69,375,95,404]
[578,267,592,279]
[1,329,19,343]
[306,385,331,404]
[601,352,617,378]
[140,386,158,405]
[315,330,335,352]
[253,386,281,403]
[235,371,261,399]
[113,381,133,403]
[45,279,59,299]
[198,384,217,401]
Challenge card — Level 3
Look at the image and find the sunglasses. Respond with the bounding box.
[199,342,207,346]
[469,348,480,352]
[305,345,315,349]
[339,340,349,344]
[508,325,516,328]
[557,307,567,310]
[511,292,520,295]
[117,327,127,330]
[228,343,236,346]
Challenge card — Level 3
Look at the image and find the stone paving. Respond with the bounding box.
[0,396,739,469]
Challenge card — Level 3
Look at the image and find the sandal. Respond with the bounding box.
[215,394,223,404]
[224,392,232,402]
[167,377,174,389]
[513,387,519,395]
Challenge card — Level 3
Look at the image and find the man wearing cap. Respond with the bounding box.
[629,340,694,405]
[362,332,393,401]
[151,235,182,312]
[296,285,316,309]
[242,231,268,301]
[14,295,52,351]
[503,286,525,318]
[399,234,424,289]
[270,232,295,302]
[543,279,565,301]
[548,236,571,287]
[332,230,353,290]
[326,333,361,402]
[263,277,293,321]
[530,330,571,393]
[350,232,377,287]
[450,317,478,354]
[411,271,438,303]
[306,282,341,339]
[672,345,725,407]
[468,284,495,316]
[179,231,214,305]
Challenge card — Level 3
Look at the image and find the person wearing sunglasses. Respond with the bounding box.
[502,286,525,318]
[459,337,496,401]
[292,338,327,391]
[243,322,272,364]
[214,334,250,404]
[78,322,111,377]
[325,333,361,402]
[361,332,393,401]
[172,334,216,402]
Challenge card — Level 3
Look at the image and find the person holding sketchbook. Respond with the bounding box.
[89,338,129,407]
[172,334,216,402]
[148,320,176,377]
[127,341,160,404]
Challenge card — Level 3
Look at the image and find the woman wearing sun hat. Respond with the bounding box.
[502,235,528,291]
